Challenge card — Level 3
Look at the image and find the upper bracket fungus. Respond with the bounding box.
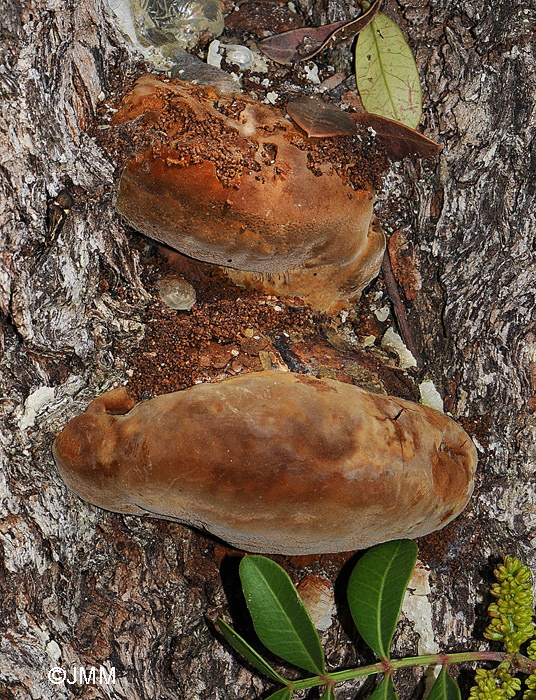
[53,371,477,555]
[113,75,389,313]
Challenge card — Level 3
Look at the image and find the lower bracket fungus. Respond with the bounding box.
[53,371,477,555]
[113,74,388,313]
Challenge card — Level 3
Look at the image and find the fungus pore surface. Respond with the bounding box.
[53,371,477,555]
[113,74,389,312]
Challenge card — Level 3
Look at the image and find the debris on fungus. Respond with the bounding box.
[53,371,477,555]
[112,74,389,313]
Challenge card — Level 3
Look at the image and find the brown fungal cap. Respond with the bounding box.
[53,371,477,555]
[112,75,388,313]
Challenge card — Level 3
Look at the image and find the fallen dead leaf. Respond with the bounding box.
[352,112,441,160]
[259,0,382,65]
[287,96,356,137]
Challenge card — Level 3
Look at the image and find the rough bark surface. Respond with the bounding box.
[0,0,535,699]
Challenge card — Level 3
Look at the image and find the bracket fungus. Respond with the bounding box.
[53,371,477,555]
[113,75,388,313]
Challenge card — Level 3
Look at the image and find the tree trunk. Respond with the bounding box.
[0,0,535,698]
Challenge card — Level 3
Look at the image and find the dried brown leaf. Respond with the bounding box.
[259,0,382,65]
[286,97,440,161]
[352,113,441,161]
[287,97,357,137]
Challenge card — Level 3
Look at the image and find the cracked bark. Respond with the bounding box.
[0,0,535,698]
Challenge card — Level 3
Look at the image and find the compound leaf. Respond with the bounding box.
[428,668,461,700]
[355,12,422,128]
[240,556,325,675]
[348,540,418,658]
[369,676,399,700]
[265,688,293,700]
[217,617,287,684]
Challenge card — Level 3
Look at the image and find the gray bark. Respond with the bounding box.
[0,0,535,698]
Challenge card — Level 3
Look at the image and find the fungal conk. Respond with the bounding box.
[113,75,389,313]
[53,372,477,555]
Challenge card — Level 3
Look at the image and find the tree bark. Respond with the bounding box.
[0,0,535,698]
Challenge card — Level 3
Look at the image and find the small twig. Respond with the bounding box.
[381,248,422,369]
[288,651,529,692]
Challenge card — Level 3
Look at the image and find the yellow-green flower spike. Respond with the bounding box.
[523,672,536,700]
[484,556,535,653]
[469,667,522,700]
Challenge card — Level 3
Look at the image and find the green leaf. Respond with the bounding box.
[347,540,418,659]
[369,676,399,700]
[427,668,461,700]
[355,12,422,129]
[265,688,293,700]
[239,556,325,675]
[217,618,288,684]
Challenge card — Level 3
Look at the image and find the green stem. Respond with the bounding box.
[285,651,536,692]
